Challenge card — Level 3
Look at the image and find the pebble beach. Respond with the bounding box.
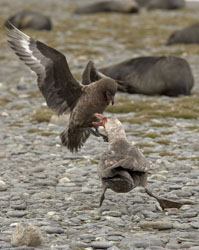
[0,0,199,249]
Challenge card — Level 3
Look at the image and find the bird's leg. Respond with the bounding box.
[89,127,108,142]
[79,127,102,138]
[93,113,105,120]
[145,187,160,201]
[144,187,192,210]
[92,113,108,128]
[99,185,108,207]
[91,113,108,141]
[88,127,101,137]
[95,127,108,142]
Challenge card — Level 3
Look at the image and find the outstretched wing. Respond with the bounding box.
[81,60,105,85]
[7,23,83,115]
[82,60,126,91]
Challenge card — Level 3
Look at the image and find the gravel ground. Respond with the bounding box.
[1,89,199,250]
[0,0,199,249]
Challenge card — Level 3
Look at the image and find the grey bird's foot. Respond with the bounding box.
[144,187,196,210]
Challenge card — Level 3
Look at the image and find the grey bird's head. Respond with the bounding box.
[93,113,126,142]
[104,117,124,134]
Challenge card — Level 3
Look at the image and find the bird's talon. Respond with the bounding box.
[92,121,103,127]
[102,135,108,142]
[93,113,105,119]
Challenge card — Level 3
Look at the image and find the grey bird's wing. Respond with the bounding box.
[7,22,83,115]
[100,148,148,185]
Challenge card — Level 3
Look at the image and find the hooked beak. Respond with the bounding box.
[111,95,114,105]
[106,91,115,106]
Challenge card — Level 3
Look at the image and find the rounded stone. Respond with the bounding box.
[7,211,28,218]
[0,180,7,191]
[11,202,27,210]
[70,242,90,248]
[11,222,42,247]
[191,222,199,229]
[59,177,70,184]
[90,241,113,249]
[107,246,120,250]
[140,220,173,230]
[44,226,64,234]
[102,211,122,217]
[180,241,198,249]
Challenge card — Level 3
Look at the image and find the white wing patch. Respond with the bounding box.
[20,38,40,63]
[7,23,83,117]
[8,25,46,79]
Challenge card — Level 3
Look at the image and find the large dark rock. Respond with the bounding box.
[136,0,185,9]
[166,23,199,45]
[100,56,194,96]
[5,10,52,30]
[75,0,139,14]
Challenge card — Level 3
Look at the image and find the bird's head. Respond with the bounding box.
[106,89,115,105]
[98,77,117,105]
[93,113,127,143]
[93,113,125,135]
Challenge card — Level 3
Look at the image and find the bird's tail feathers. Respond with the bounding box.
[60,127,90,153]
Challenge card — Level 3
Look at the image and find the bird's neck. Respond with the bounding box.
[108,132,127,149]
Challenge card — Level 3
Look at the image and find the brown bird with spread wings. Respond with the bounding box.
[7,23,117,152]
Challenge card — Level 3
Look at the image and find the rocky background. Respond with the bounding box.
[0,0,199,249]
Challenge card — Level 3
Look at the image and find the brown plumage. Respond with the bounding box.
[7,23,117,152]
[93,114,148,206]
[81,60,127,91]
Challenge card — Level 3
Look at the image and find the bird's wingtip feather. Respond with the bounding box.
[5,21,15,31]
[6,21,30,41]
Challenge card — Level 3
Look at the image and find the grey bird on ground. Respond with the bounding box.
[7,23,117,152]
[93,113,148,206]
[93,113,196,209]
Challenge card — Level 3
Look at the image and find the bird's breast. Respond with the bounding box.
[71,95,107,127]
